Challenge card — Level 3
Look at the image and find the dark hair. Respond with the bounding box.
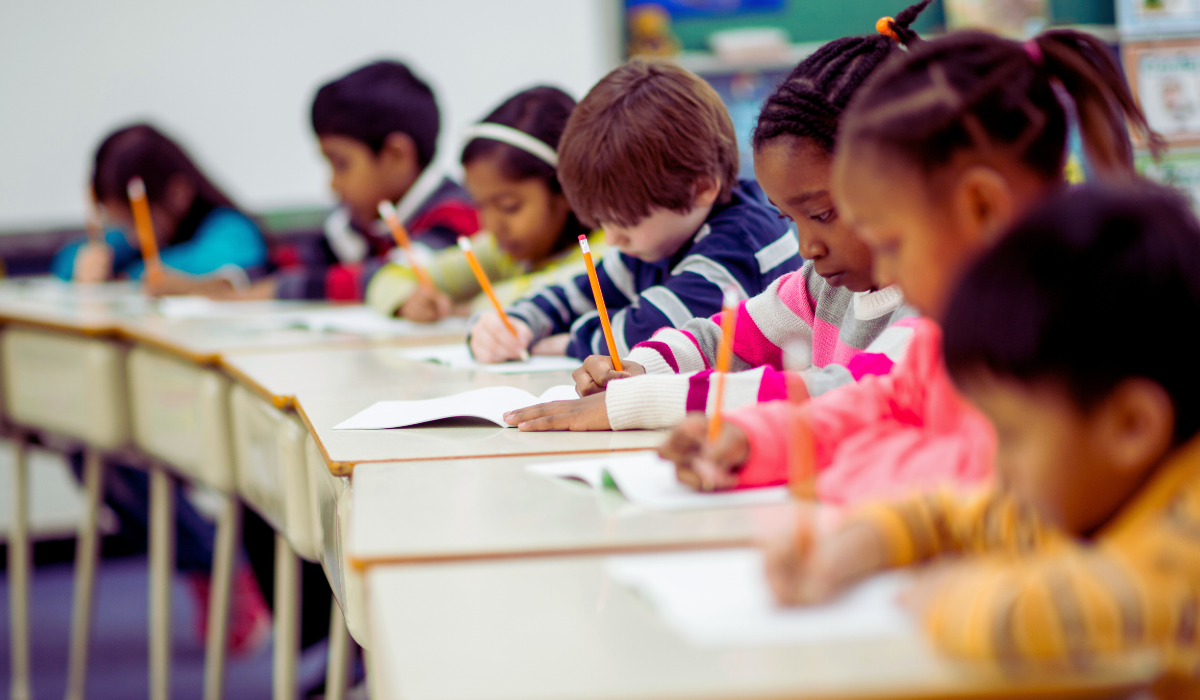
[943,183,1200,444]
[753,0,931,153]
[461,86,587,252]
[311,60,439,168]
[841,29,1161,183]
[557,58,738,228]
[92,124,238,244]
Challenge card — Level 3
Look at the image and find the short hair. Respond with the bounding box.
[753,0,931,153]
[311,60,439,168]
[943,183,1200,444]
[557,59,738,228]
[841,29,1160,183]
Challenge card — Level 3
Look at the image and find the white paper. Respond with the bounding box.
[396,344,581,374]
[528,452,790,510]
[606,549,915,647]
[294,307,468,337]
[332,384,579,430]
[157,296,308,320]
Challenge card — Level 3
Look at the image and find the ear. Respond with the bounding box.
[950,166,1016,247]
[1095,378,1175,477]
[379,132,420,172]
[163,174,196,218]
[692,175,722,209]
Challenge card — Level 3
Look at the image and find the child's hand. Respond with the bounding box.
[399,286,452,322]
[142,270,232,298]
[504,392,609,431]
[763,520,890,606]
[657,413,749,491]
[73,243,113,283]
[574,356,645,396]
[469,313,533,363]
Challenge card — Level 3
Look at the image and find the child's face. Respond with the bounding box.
[600,180,720,262]
[463,156,571,263]
[319,134,418,230]
[831,151,984,319]
[754,138,875,292]
[101,198,172,249]
[964,372,1175,536]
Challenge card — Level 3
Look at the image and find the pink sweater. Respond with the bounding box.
[606,262,914,429]
[724,318,995,505]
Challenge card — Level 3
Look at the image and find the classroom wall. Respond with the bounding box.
[0,0,622,232]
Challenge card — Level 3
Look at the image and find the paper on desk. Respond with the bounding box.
[157,296,308,320]
[396,344,581,374]
[295,307,468,337]
[332,384,579,430]
[606,549,915,647]
[528,452,790,510]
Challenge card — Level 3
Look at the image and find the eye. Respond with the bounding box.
[776,212,794,223]
[809,209,836,223]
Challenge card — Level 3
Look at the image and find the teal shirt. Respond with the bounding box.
[51,207,268,280]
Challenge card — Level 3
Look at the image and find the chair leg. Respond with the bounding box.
[8,434,32,700]
[273,534,300,700]
[203,493,240,700]
[325,599,353,700]
[148,464,176,700]
[65,447,104,700]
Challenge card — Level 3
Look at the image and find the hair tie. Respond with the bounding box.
[461,122,558,167]
[1023,39,1043,66]
[876,16,900,42]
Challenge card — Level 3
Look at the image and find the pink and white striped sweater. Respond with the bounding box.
[605,261,916,429]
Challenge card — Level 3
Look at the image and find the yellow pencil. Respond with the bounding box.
[459,236,528,361]
[707,288,740,444]
[578,235,622,372]
[378,200,434,290]
[788,411,817,501]
[126,177,163,284]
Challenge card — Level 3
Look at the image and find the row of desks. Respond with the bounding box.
[0,278,1160,700]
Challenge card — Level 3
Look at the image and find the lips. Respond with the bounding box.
[819,270,846,286]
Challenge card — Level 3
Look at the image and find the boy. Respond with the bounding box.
[767,185,1200,681]
[469,59,801,362]
[270,60,478,300]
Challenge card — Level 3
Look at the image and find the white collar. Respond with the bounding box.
[392,165,447,225]
[852,285,904,320]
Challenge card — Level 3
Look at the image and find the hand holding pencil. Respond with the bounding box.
[462,236,532,363]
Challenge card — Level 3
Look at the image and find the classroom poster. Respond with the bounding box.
[1117,0,1200,37]
[1139,148,1200,212]
[1124,39,1200,147]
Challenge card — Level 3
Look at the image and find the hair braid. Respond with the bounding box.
[752,0,932,153]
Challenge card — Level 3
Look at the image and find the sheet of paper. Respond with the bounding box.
[605,549,915,647]
[528,452,790,510]
[295,307,468,337]
[157,296,309,320]
[396,344,581,374]
[333,384,578,430]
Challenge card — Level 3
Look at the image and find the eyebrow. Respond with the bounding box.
[786,190,830,206]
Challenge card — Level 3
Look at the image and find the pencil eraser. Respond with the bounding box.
[377,200,397,220]
[127,177,146,200]
[578,236,590,254]
[457,236,472,252]
[722,287,740,309]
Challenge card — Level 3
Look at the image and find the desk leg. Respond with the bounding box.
[7,434,32,700]
[325,601,352,700]
[203,493,239,700]
[273,534,299,700]
[65,448,103,700]
[148,464,175,700]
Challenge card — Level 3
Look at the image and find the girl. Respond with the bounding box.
[52,124,268,296]
[660,26,1157,504]
[366,86,602,320]
[502,3,931,433]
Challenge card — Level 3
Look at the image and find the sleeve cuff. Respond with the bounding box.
[627,345,676,375]
[605,374,690,430]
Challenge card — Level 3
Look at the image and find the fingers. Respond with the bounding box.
[763,534,802,605]
[469,314,527,363]
[503,401,566,426]
[508,394,610,432]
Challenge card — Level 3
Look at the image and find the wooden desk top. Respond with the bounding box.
[347,454,787,566]
[365,554,1160,700]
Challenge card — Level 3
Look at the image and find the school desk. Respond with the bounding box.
[364,554,1161,700]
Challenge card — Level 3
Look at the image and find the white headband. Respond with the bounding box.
[462,122,558,168]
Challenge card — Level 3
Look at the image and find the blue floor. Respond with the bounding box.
[1,555,329,699]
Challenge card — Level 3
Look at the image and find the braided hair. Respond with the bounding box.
[752,0,932,153]
[840,29,1161,183]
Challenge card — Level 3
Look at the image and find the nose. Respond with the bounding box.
[795,224,826,260]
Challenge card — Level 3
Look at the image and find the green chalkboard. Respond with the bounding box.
[667,0,1114,51]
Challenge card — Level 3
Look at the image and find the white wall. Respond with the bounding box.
[0,0,621,230]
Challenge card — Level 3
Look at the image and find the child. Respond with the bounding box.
[767,185,1200,684]
[247,60,479,301]
[366,86,603,321]
[503,5,932,432]
[660,28,1157,504]
[468,59,801,363]
[51,123,268,295]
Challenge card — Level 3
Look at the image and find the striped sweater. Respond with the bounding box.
[506,182,801,359]
[851,434,1200,685]
[604,261,916,429]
